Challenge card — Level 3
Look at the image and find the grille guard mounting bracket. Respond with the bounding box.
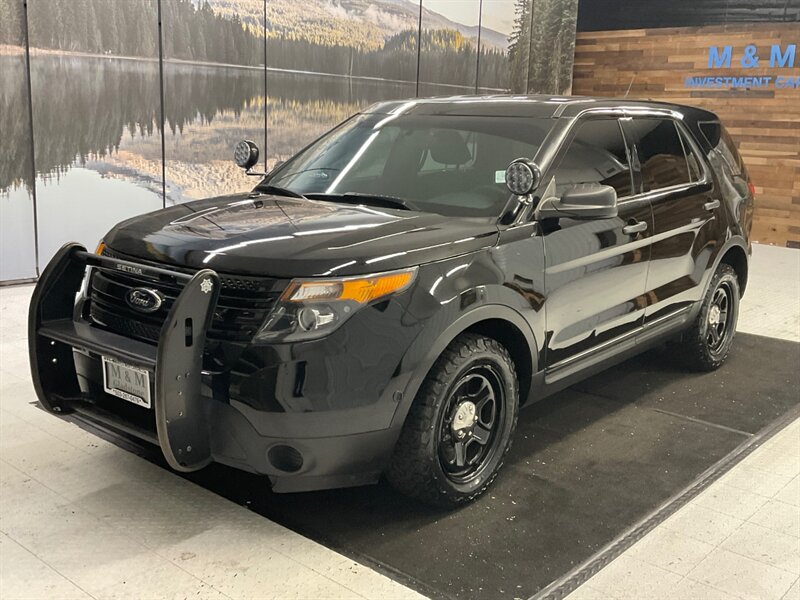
[29,243,221,472]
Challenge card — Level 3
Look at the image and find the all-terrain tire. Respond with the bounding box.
[386,333,519,508]
[676,263,740,371]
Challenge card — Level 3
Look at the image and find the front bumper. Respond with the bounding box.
[28,244,400,492]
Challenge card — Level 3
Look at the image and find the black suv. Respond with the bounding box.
[29,96,753,506]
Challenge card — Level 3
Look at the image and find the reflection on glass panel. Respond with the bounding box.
[265,73,415,171]
[162,0,266,204]
[26,0,163,269]
[0,0,37,280]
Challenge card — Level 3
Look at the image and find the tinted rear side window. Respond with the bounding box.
[632,118,694,192]
[553,119,633,198]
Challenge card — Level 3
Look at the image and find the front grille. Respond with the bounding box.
[88,248,285,344]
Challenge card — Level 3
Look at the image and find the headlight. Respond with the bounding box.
[256,268,417,342]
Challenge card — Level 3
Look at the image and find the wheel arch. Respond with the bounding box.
[463,318,533,407]
[717,242,749,296]
[392,305,539,430]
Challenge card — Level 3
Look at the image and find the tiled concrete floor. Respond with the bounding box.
[0,289,424,598]
[566,420,800,600]
[736,244,800,343]
[1,243,798,600]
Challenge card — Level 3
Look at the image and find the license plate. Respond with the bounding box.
[102,357,151,409]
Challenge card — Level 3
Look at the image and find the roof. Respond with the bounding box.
[363,94,718,122]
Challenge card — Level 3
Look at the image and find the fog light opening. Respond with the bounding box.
[268,444,304,473]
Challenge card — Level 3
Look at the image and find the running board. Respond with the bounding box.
[545,307,693,385]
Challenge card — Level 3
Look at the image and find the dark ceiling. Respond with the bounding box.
[577,0,800,31]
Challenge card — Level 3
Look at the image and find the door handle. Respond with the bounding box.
[704,199,721,211]
[622,221,648,235]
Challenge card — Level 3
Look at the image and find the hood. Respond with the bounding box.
[103,193,499,278]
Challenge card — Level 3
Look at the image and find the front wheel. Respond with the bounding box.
[677,263,740,371]
[386,333,519,507]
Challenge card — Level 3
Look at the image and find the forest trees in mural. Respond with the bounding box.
[0,48,32,192]
[529,0,578,94]
[3,0,515,89]
[508,0,579,94]
[27,0,159,58]
[508,0,532,93]
[21,0,261,64]
[2,0,581,95]
[0,0,24,46]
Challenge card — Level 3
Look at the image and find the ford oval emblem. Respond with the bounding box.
[125,288,163,313]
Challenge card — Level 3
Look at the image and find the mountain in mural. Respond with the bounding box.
[198,0,509,50]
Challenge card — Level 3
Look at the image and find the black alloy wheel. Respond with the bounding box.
[387,333,519,507]
[706,281,735,356]
[438,366,504,484]
[678,262,740,371]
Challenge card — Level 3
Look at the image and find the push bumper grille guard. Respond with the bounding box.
[28,243,221,472]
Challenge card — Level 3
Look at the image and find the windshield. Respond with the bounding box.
[263,113,553,218]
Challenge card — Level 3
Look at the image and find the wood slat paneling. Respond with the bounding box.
[573,23,800,247]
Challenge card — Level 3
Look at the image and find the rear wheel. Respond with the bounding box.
[386,333,519,507]
[677,263,740,371]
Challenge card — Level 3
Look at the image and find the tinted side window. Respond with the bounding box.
[553,119,633,198]
[633,118,693,192]
[677,125,703,182]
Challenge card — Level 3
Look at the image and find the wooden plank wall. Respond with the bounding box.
[572,24,800,247]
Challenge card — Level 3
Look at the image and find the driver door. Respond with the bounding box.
[540,116,653,376]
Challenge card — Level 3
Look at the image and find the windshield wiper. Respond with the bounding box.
[306,192,418,211]
[254,184,306,199]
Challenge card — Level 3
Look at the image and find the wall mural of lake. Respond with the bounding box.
[0,0,579,282]
[0,37,36,280]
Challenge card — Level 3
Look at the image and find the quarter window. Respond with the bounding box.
[553,119,633,198]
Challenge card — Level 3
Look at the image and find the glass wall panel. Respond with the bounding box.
[418,0,480,96]
[265,0,416,171]
[27,0,164,269]
[527,0,579,94]
[0,0,37,280]
[161,0,266,204]
[478,0,520,92]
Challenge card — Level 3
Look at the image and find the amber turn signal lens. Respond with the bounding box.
[284,270,415,305]
[95,241,106,255]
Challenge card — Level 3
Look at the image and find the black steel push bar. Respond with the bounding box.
[28,243,221,472]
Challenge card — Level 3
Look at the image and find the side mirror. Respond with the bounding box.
[505,158,541,197]
[536,184,618,220]
[234,140,260,171]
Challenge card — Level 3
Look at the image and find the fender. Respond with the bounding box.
[699,235,750,307]
[390,303,539,429]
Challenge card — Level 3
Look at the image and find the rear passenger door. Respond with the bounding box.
[623,117,724,324]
